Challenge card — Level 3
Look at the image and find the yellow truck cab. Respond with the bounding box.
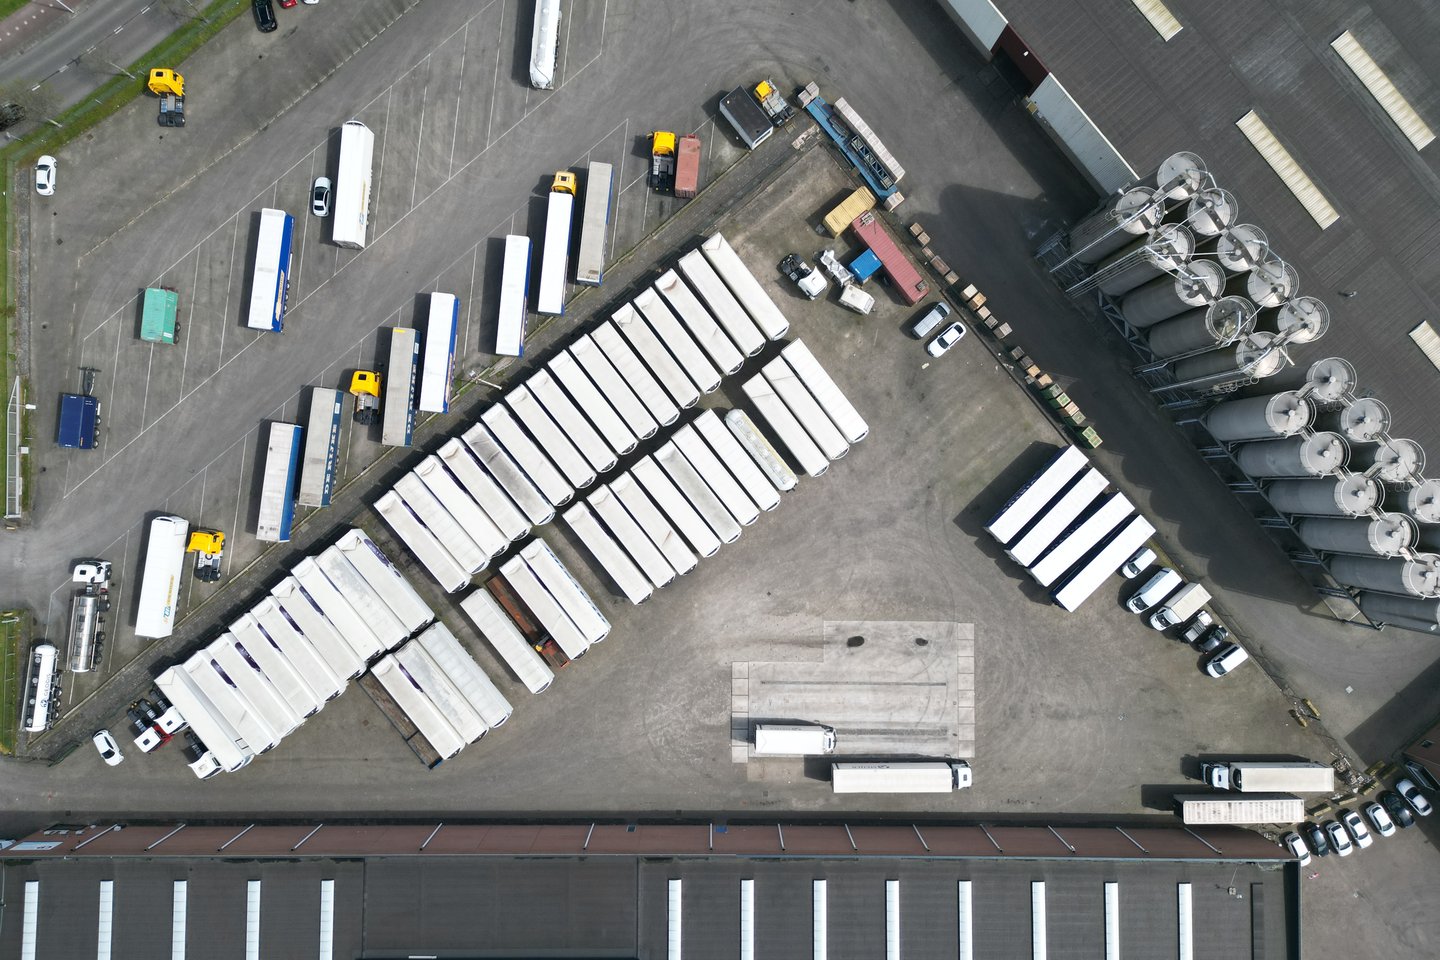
[551,171,577,195]
[147,69,184,97]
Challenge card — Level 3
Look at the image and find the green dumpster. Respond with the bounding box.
[140,287,178,344]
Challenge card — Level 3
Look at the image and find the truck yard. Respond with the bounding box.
[3,0,1439,958]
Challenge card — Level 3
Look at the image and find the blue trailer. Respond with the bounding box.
[298,387,343,507]
[57,394,99,449]
[256,422,303,542]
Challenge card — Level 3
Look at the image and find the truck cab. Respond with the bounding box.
[186,530,225,582]
[649,131,676,191]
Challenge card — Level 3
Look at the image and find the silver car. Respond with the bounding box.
[911,301,951,339]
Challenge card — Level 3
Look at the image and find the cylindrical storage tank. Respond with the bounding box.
[1329,553,1440,598]
[1154,151,1207,201]
[1297,514,1416,557]
[1358,591,1440,631]
[1203,391,1312,442]
[1314,398,1391,444]
[1210,224,1269,275]
[1413,525,1440,553]
[1068,187,1164,264]
[1406,479,1440,524]
[1233,431,1347,477]
[1095,224,1195,297]
[1229,258,1298,308]
[1352,438,1425,485]
[1259,296,1329,344]
[1172,330,1288,385]
[1146,296,1254,358]
[1121,259,1225,328]
[1265,474,1381,517]
[1180,187,1237,237]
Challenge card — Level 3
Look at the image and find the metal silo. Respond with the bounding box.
[1145,296,1254,358]
[1314,398,1391,444]
[1265,473,1381,517]
[1121,260,1225,327]
[1203,391,1312,442]
[1211,224,1269,275]
[1179,187,1238,237]
[1066,187,1165,264]
[1357,591,1440,631]
[1330,553,1440,598]
[1171,331,1289,387]
[1406,479,1440,524]
[1298,357,1357,403]
[1352,438,1425,485]
[1258,296,1330,345]
[1296,513,1416,557]
[1093,225,1196,297]
[1414,525,1440,553]
[1228,257,1299,309]
[1153,152,1208,202]
[1233,431,1347,477]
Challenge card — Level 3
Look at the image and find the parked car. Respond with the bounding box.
[1340,809,1373,849]
[1180,611,1214,644]
[1203,641,1250,678]
[1280,831,1310,866]
[252,0,278,31]
[925,321,967,358]
[1395,778,1433,817]
[1363,800,1397,838]
[311,176,332,217]
[778,254,826,299]
[34,155,56,196]
[1302,821,1330,857]
[910,301,951,339]
[1380,790,1417,829]
[1324,820,1353,857]
[1126,567,1180,614]
[1120,547,1156,579]
[1195,624,1229,654]
[279,0,298,6]
[91,729,124,766]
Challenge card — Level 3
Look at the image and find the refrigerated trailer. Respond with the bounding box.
[677,249,765,357]
[414,456,507,559]
[741,374,828,479]
[256,422,303,543]
[611,303,700,409]
[538,178,574,316]
[633,287,722,394]
[608,473,697,577]
[246,597,347,698]
[1174,793,1305,825]
[546,349,638,456]
[778,340,868,444]
[311,549,409,650]
[181,654,281,752]
[698,233,790,340]
[230,613,323,718]
[154,666,254,774]
[693,409,781,512]
[418,292,459,413]
[1203,761,1335,793]
[520,538,611,644]
[135,515,189,639]
[1050,515,1157,613]
[672,423,759,526]
[499,553,593,657]
[392,640,488,743]
[298,387,343,507]
[382,327,419,447]
[587,485,678,589]
[482,403,574,507]
[656,441,742,545]
[290,558,385,663]
[632,457,721,558]
[437,437,532,541]
[1006,468,1107,567]
[415,620,515,727]
[761,357,849,461]
[370,654,466,762]
[505,383,596,490]
[528,0,561,89]
[984,446,1089,545]
[526,368,618,475]
[569,335,658,441]
[496,235,531,357]
[246,208,294,331]
[336,528,434,633]
[1028,492,1135,588]
[459,588,555,694]
[390,474,487,579]
[575,160,612,286]
[203,635,303,736]
[655,269,744,375]
[332,120,375,249]
[461,422,555,526]
[831,761,973,794]
[561,502,654,606]
[592,321,679,426]
[267,578,368,679]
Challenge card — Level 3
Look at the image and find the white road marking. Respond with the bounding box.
[486,0,506,147]
[463,245,480,355]
[411,54,433,210]
[231,431,249,547]
[180,250,199,394]
[449,23,469,178]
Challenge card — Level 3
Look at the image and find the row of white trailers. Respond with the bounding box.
[984,446,1157,612]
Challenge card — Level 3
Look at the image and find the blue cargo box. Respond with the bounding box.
[57,394,98,449]
[850,249,882,284]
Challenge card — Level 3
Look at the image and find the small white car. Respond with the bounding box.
[35,155,57,196]
[1396,778,1433,817]
[925,321,967,357]
[1121,547,1156,579]
[1362,800,1397,838]
[1204,641,1250,678]
[1324,819,1353,857]
[92,729,124,766]
[311,176,332,217]
[1280,831,1310,866]
[1340,809,1373,849]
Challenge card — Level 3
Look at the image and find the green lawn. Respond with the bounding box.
[0,1,30,22]
[0,611,24,753]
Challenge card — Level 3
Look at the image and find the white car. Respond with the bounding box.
[311,176,332,217]
[1396,778,1433,817]
[1121,547,1156,579]
[1280,831,1310,866]
[1340,809,1373,849]
[92,729,124,766]
[1362,800,1397,838]
[35,155,56,196]
[925,321,967,357]
[1324,820,1353,857]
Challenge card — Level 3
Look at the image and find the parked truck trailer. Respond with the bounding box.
[1174,793,1305,825]
[1202,761,1335,793]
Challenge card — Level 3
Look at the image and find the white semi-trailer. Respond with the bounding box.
[762,357,849,461]
[831,761,973,794]
[506,383,596,490]
[230,613,323,718]
[135,515,189,640]
[525,368,618,475]
[671,422,760,526]
[459,589,555,694]
[754,724,836,756]
[315,546,409,647]
[154,666,254,774]
[655,441,741,545]
[586,485,678,589]
[203,635,302,737]
[611,303,700,409]
[482,403,574,508]
[246,598,347,699]
[394,472,489,574]
[546,350,638,456]
[415,621,515,728]
[724,409,799,494]
[741,375,828,479]
[655,269,744,375]
[694,409,782,512]
[374,490,472,593]
[569,335,659,441]
[631,458,721,558]
[499,553,593,658]
[592,321,680,426]
[437,438,532,541]
[414,456,508,559]
[633,286,722,394]
[393,640,489,743]
[699,232,790,340]
[270,575,371,677]
[561,502,654,606]
[537,177,574,316]
[370,654,466,762]
[181,654,280,753]
[677,249,765,356]
[1175,794,1305,825]
[609,474,698,578]
[1202,761,1335,793]
[461,423,556,527]
[337,528,435,633]
[779,340,868,443]
[520,538,612,645]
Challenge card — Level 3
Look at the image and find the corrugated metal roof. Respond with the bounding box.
[1330,31,1435,150]
[1130,0,1182,41]
[1409,321,1440,371]
[1235,110,1340,229]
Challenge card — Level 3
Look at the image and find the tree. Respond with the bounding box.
[79,39,137,80]
[157,0,209,24]
[0,81,61,132]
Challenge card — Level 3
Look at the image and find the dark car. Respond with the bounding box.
[1195,624,1229,654]
[1302,821,1331,857]
[1380,790,1417,829]
[253,0,278,31]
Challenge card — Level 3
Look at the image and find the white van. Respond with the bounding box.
[754,724,837,756]
[1126,567,1180,614]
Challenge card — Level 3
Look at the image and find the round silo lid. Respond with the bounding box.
[1156,151,1207,200]
[1372,513,1418,555]
[1114,186,1163,233]
[1406,553,1440,598]
[1303,357,1356,402]
[1239,331,1289,379]
[1216,224,1269,273]
[1338,473,1382,514]
[1247,259,1300,307]
[1407,479,1440,523]
[1147,223,1195,269]
[1340,398,1391,442]
[1262,390,1312,432]
[1186,188,1238,236]
[1370,438,1425,483]
[1301,431,1348,473]
[1179,260,1225,301]
[1206,296,1254,341]
[1274,296,1330,343]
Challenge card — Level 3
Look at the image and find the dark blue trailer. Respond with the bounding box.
[57,394,99,449]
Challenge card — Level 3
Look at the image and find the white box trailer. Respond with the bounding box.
[437,438,532,541]
[587,485,678,589]
[612,303,700,409]
[414,456,508,558]
[257,422,303,543]
[1028,492,1135,588]
[203,636,303,737]
[779,340,868,443]
[741,375,828,479]
[496,234,531,357]
[520,537,612,644]
[694,409,782,512]
[526,368,618,474]
[248,596,348,697]
[575,160,612,286]
[546,350,637,456]
[505,383,596,489]
[135,515,189,639]
[337,528,434,633]
[569,335,658,440]
[182,654,281,752]
[482,404,574,507]
[672,422,760,526]
[154,666,254,774]
[724,409,799,493]
[370,654,466,761]
[393,640,489,743]
[270,575,372,677]
[298,387,344,508]
[699,232,790,340]
[1051,515,1157,613]
[313,548,409,649]
[461,423,555,526]
[230,613,322,718]
[332,120,374,250]
[1007,468,1107,567]
[633,287,722,394]
[500,553,594,656]
[418,292,459,413]
[656,441,742,544]
[677,249,765,356]
[415,620,515,727]
[655,269,744,374]
[608,474,697,577]
[537,187,574,316]
[375,491,475,593]
[831,761,973,794]
[381,327,420,448]
[632,458,721,558]
[985,446,1089,545]
[1203,761,1336,793]
[762,357,849,461]
[592,321,680,426]
[561,502,654,606]
[459,589,555,694]
[1175,793,1305,825]
[754,723,836,756]
[393,472,489,575]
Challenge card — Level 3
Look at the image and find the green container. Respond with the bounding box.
[140,287,178,344]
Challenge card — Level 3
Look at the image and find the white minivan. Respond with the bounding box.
[1126,567,1181,614]
[754,724,837,756]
